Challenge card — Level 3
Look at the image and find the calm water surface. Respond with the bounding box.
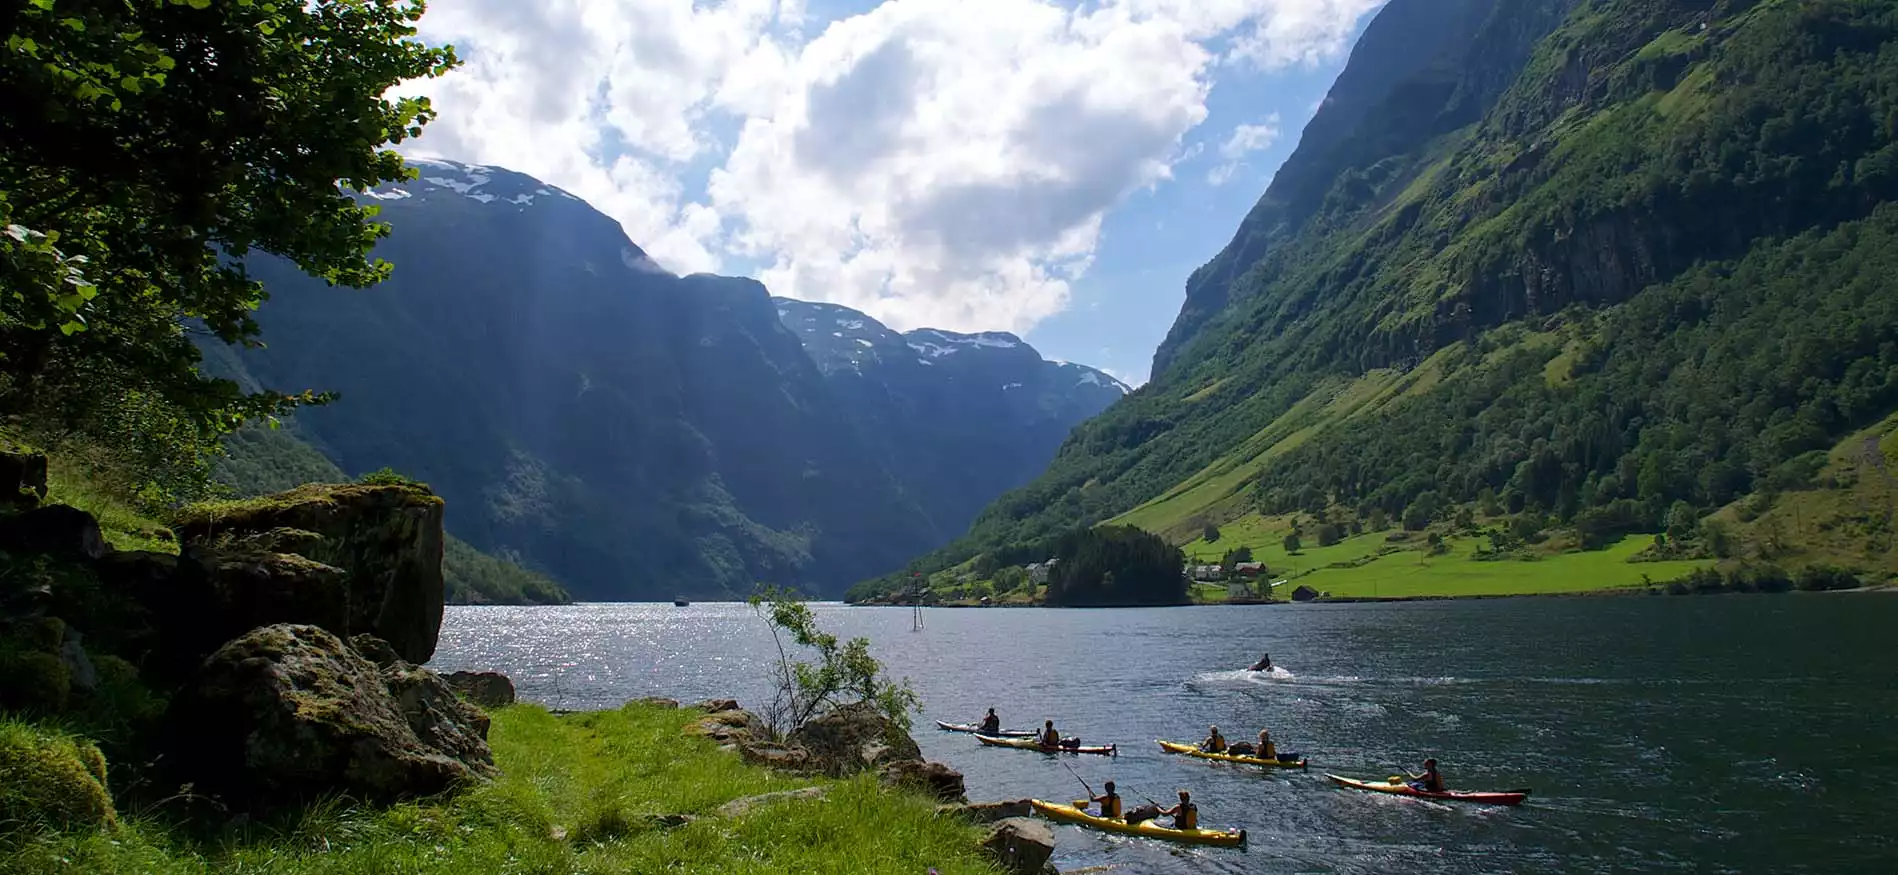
[430,595,1898,874]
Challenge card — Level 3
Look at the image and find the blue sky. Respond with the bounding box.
[402,0,1383,386]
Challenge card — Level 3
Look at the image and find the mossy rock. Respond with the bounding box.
[0,720,117,836]
[0,645,72,713]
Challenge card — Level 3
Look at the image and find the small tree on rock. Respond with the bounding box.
[749,586,919,738]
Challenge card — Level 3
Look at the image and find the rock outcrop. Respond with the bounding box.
[0,505,106,561]
[982,817,1056,875]
[444,671,516,708]
[784,701,923,777]
[171,483,447,663]
[880,758,966,802]
[170,624,493,806]
[937,799,1033,824]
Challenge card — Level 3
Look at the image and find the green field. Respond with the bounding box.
[1186,517,1713,599]
[5,703,1001,875]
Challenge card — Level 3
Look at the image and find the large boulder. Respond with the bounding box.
[0,505,105,561]
[982,817,1055,875]
[444,671,516,708]
[170,624,494,807]
[172,483,447,663]
[784,701,922,777]
[937,799,1033,824]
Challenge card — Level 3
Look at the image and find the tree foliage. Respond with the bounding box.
[0,0,458,498]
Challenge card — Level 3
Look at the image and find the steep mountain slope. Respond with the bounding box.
[875,0,1898,586]
[226,161,1124,600]
[775,298,1126,535]
[233,160,939,600]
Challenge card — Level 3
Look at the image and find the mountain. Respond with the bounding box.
[870,0,1898,590]
[222,159,1121,600]
[774,298,1126,536]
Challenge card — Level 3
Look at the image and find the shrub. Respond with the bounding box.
[749,587,920,737]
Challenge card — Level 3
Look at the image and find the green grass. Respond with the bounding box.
[1187,516,1714,599]
[1290,535,1710,598]
[41,458,176,555]
[1,703,1003,875]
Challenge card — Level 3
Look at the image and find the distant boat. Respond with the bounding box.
[673,598,690,607]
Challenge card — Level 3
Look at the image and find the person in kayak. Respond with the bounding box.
[1199,725,1227,753]
[1248,653,1273,672]
[1407,758,1445,793]
[1038,720,1080,749]
[1087,780,1122,819]
[1158,790,1198,830]
[978,708,1001,734]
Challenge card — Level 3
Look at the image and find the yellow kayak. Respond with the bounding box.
[1157,739,1308,769]
[1029,799,1247,848]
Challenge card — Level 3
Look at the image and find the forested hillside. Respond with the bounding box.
[867,0,1898,593]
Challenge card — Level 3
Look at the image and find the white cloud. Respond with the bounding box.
[397,0,1379,334]
[1208,113,1281,185]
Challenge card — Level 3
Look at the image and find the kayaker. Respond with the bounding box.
[1088,780,1122,820]
[979,708,1001,734]
[1199,725,1227,753]
[1158,790,1198,830]
[1040,720,1061,747]
[1248,653,1272,672]
[1408,758,1445,793]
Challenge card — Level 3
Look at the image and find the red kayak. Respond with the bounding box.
[975,733,1117,756]
[1325,774,1529,806]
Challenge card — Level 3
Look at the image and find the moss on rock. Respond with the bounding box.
[0,720,117,836]
[172,483,447,663]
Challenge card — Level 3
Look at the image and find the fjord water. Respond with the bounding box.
[432,596,1898,874]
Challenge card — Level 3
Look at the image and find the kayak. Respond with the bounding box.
[1156,739,1308,769]
[975,734,1117,756]
[1029,799,1246,848]
[1325,774,1530,806]
[936,720,1039,738]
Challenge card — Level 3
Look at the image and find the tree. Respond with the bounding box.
[1665,500,1700,541]
[1315,522,1343,547]
[0,0,459,494]
[1402,490,1443,531]
[992,565,1026,595]
[1044,525,1186,606]
[1219,546,1253,574]
[1367,507,1390,531]
[1282,532,1302,553]
[1202,523,1221,542]
[749,587,920,736]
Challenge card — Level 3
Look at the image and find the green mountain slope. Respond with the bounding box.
[871,0,1898,592]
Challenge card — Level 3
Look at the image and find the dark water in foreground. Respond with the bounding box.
[431,596,1898,874]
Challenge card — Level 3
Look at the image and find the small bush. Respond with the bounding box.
[0,644,72,714]
[0,720,117,836]
[357,467,422,487]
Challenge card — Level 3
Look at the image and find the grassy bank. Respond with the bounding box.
[1,703,1003,875]
[1186,521,1712,600]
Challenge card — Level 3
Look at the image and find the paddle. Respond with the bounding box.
[1058,757,1094,800]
